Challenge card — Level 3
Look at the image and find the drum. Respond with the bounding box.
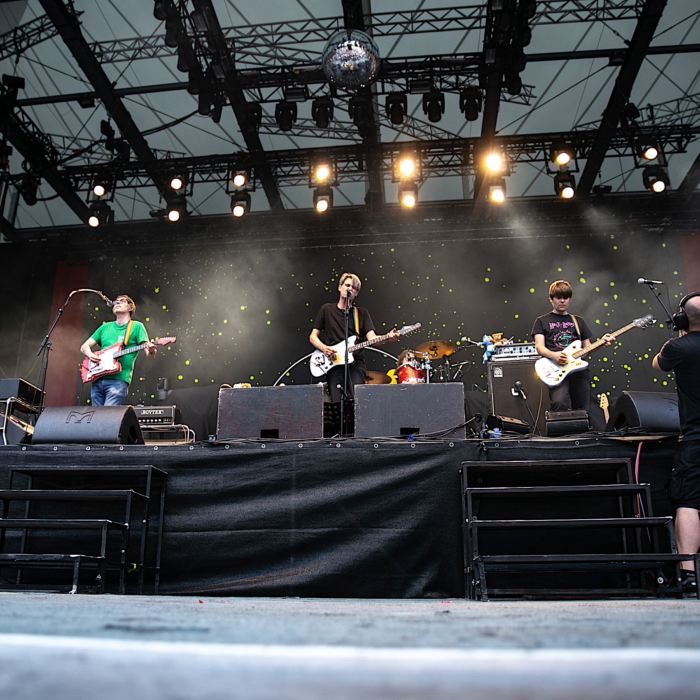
[397,361,425,384]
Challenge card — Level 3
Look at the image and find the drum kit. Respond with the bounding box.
[366,339,473,385]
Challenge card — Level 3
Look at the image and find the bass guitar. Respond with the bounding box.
[534,315,654,387]
[310,323,421,378]
[80,336,176,384]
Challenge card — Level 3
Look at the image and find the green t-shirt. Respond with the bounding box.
[90,319,149,385]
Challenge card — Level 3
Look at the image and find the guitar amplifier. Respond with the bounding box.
[133,405,181,426]
[0,378,44,412]
[491,343,538,361]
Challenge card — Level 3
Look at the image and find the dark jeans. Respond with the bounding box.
[326,363,365,403]
[548,369,591,413]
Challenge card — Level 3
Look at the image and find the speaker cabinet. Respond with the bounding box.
[354,383,466,439]
[0,414,33,445]
[606,391,680,433]
[487,360,550,435]
[216,385,324,439]
[32,406,144,445]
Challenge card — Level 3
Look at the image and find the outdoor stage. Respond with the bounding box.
[0,435,678,598]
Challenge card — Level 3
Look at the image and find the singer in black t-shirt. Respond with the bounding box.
[310,272,399,403]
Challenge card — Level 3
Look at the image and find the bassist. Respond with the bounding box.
[309,272,399,403]
[80,294,157,406]
[532,280,613,413]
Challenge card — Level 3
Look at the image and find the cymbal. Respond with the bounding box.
[413,339,458,359]
[365,370,391,385]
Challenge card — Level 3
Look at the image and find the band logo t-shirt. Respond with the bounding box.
[531,312,592,352]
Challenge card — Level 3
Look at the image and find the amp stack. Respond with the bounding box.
[133,405,193,444]
[0,378,43,445]
[486,343,550,436]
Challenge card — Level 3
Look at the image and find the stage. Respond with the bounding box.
[0,435,678,598]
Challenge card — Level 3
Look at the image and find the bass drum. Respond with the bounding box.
[396,361,425,384]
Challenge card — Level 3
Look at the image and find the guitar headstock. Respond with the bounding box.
[399,323,421,336]
[155,336,177,346]
[633,314,655,329]
[599,393,609,410]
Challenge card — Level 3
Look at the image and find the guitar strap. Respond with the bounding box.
[122,319,134,346]
[570,314,581,339]
[353,307,360,336]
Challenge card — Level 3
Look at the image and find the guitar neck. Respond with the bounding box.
[113,340,151,359]
[349,331,394,353]
[573,322,636,359]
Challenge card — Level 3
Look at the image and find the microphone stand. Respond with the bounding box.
[340,293,352,438]
[643,282,674,332]
[35,288,110,414]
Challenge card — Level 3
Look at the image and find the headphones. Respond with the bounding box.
[672,291,700,331]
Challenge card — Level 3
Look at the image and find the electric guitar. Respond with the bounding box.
[534,314,654,387]
[80,336,176,384]
[599,393,610,424]
[310,323,421,378]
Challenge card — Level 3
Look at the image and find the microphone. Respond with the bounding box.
[637,278,664,285]
[512,380,527,400]
[98,291,113,307]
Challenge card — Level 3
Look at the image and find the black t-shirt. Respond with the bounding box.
[531,312,592,352]
[313,302,375,368]
[657,331,700,441]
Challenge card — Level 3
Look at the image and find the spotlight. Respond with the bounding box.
[168,174,186,192]
[313,187,333,213]
[153,0,174,21]
[348,94,373,132]
[554,172,576,200]
[385,92,407,126]
[398,181,418,209]
[164,14,180,49]
[422,89,445,123]
[0,142,11,170]
[18,173,39,206]
[244,102,262,132]
[504,71,523,96]
[395,152,419,181]
[100,120,115,151]
[311,96,334,128]
[87,201,113,228]
[639,144,659,161]
[550,145,574,168]
[275,100,297,132]
[483,151,505,174]
[91,174,112,199]
[311,161,333,185]
[642,165,669,193]
[167,197,186,222]
[488,179,506,204]
[230,191,251,218]
[459,86,482,122]
[230,170,248,190]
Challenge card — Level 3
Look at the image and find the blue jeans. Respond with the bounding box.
[91,378,129,406]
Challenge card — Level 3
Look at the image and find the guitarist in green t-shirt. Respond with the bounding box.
[80,294,157,406]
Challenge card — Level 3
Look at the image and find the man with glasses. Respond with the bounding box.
[80,294,157,406]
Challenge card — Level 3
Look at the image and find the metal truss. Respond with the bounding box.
[0,3,644,68]
[59,122,695,192]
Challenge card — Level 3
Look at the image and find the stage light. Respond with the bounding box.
[642,165,669,193]
[230,191,251,218]
[18,173,39,206]
[0,142,11,170]
[348,94,373,132]
[169,174,186,191]
[554,171,576,200]
[488,179,506,204]
[167,197,186,222]
[153,0,174,21]
[551,145,574,167]
[640,144,659,161]
[244,102,262,132]
[312,161,333,185]
[311,96,334,128]
[91,174,113,199]
[385,92,407,125]
[459,86,482,122]
[230,170,248,189]
[396,154,418,180]
[87,201,112,228]
[483,151,505,174]
[398,181,417,209]
[275,100,297,132]
[313,187,333,213]
[422,89,445,123]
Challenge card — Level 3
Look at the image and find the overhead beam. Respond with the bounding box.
[191,0,282,211]
[577,0,668,196]
[678,152,700,196]
[38,0,171,203]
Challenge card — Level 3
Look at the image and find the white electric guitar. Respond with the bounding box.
[535,315,654,387]
[310,323,421,378]
[80,336,176,384]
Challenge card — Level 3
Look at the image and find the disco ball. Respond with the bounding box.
[321,30,381,90]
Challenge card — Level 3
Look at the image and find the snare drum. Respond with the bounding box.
[397,361,426,384]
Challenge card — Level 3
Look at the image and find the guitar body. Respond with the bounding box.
[310,336,358,377]
[534,340,589,387]
[80,342,123,384]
